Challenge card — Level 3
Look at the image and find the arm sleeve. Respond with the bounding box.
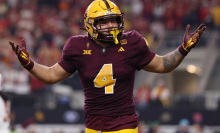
[130,31,156,70]
[58,37,77,74]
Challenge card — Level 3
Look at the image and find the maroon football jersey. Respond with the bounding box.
[58,30,155,129]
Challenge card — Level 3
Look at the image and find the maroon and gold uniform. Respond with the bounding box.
[7,0,206,132]
[58,30,155,131]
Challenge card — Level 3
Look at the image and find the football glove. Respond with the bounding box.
[179,23,206,56]
[9,39,34,71]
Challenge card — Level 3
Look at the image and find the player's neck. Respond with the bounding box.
[94,40,114,48]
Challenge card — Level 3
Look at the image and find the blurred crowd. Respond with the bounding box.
[138,118,215,133]
[135,80,170,110]
[0,0,220,95]
[0,0,220,132]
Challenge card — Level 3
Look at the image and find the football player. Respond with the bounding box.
[9,0,206,133]
[0,74,10,133]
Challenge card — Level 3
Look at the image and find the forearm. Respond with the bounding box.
[162,48,185,72]
[143,48,185,73]
[29,62,60,85]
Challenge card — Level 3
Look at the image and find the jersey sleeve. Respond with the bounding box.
[129,31,155,70]
[58,37,77,74]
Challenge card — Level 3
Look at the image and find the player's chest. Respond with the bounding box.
[77,46,134,80]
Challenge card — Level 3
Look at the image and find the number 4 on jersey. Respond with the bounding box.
[94,64,116,94]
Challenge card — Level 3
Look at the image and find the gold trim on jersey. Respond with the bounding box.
[144,38,149,46]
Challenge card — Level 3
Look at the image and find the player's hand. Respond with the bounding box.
[179,23,206,56]
[9,39,34,70]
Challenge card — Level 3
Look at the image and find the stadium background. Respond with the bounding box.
[0,0,220,132]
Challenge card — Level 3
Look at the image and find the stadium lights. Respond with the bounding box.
[186,64,202,75]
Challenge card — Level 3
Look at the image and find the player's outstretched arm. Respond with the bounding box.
[29,62,72,84]
[9,40,72,84]
[143,23,206,73]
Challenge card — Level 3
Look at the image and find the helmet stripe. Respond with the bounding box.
[103,0,111,10]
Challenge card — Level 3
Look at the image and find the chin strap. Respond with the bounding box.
[110,28,120,44]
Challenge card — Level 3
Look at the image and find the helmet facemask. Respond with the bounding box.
[84,0,124,44]
[89,14,124,44]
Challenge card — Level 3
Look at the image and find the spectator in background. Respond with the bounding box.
[151,80,170,108]
[191,123,204,133]
[2,65,30,95]
[0,91,10,133]
[175,118,190,133]
[138,121,147,133]
[148,121,161,133]
[211,0,220,32]
[0,74,10,133]
[199,1,213,27]
[150,18,165,41]
[20,117,36,133]
[135,82,152,109]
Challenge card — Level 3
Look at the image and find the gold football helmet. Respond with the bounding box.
[84,0,124,44]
